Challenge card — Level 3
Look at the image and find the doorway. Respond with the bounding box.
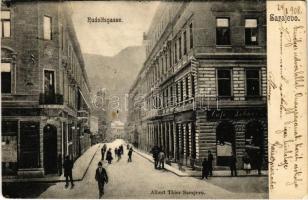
[43,124,57,174]
[216,121,235,166]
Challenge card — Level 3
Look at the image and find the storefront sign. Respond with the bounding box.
[207,108,266,120]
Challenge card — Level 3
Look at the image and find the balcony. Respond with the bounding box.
[39,93,64,105]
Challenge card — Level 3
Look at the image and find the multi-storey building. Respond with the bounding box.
[1,1,92,177]
[126,1,267,170]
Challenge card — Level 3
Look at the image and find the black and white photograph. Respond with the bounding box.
[1,0,307,199]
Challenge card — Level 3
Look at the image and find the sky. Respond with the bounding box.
[70,1,160,57]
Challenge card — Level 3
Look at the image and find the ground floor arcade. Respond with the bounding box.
[139,107,268,170]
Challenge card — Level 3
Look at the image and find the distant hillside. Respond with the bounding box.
[83,46,146,122]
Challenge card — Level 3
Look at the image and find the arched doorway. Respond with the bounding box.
[216,121,235,166]
[43,124,57,174]
[245,121,264,169]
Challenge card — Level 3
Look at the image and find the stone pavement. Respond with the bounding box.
[134,148,268,177]
[39,139,267,199]
[2,143,101,183]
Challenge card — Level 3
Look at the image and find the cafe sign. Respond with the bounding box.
[207,108,266,120]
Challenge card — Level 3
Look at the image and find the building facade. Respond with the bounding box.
[126,0,267,170]
[1,1,92,177]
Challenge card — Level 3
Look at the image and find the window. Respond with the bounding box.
[174,42,177,63]
[43,16,52,40]
[185,76,189,99]
[245,19,258,45]
[1,11,11,38]
[170,86,173,105]
[191,74,195,97]
[178,36,182,59]
[216,18,230,45]
[44,70,55,100]
[1,63,11,93]
[217,69,232,97]
[183,30,187,55]
[176,83,179,103]
[180,80,184,102]
[246,69,260,96]
[189,23,193,49]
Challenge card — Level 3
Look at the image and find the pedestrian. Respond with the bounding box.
[114,148,118,159]
[101,147,106,161]
[127,144,130,150]
[158,149,165,169]
[151,146,159,169]
[201,158,209,179]
[243,151,251,175]
[256,151,263,175]
[106,148,113,164]
[208,150,214,176]
[120,145,124,155]
[103,144,107,152]
[229,153,237,177]
[63,155,74,188]
[57,154,62,176]
[128,147,133,162]
[95,161,108,198]
[117,147,122,161]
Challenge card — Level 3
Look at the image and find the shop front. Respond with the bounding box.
[199,107,267,169]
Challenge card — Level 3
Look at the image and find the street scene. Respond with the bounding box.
[1,0,268,199]
[3,140,268,199]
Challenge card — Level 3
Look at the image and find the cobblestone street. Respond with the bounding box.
[33,140,267,199]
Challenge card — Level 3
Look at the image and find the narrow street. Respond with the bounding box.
[38,140,267,199]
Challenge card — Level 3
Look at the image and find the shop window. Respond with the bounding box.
[43,16,52,40]
[2,120,18,175]
[245,19,258,45]
[246,69,260,97]
[217,69,232,98]
[1,10,11,38]
[245,121,264,169]
[216,18,230,45]
[216,121,235,166]
[20,121,40,168]
[1,63,11,93]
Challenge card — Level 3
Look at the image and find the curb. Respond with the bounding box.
[2,144,101,183]
[134,149,268,178]
[134,150,188,177]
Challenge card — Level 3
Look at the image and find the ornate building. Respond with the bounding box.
[1,1,92,177]
[126,0,267,170]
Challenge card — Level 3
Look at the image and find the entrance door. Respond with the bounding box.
[43,124,57,174]
[216,121,235,166]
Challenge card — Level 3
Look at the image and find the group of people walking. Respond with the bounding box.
[150,146,166,170]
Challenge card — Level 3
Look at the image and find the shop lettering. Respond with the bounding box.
[207,109,266,120]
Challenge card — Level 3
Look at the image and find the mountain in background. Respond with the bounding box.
[83,46,146,122]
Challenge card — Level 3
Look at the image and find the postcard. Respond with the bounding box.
[1,0,307,199]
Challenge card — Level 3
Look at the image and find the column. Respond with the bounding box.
[165,122,169,157]
[173,122,178,161]
[183,123,187,165]
[178,123,183,161]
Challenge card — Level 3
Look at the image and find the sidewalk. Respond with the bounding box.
[2,144,101,183]
[134,148,268,177]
